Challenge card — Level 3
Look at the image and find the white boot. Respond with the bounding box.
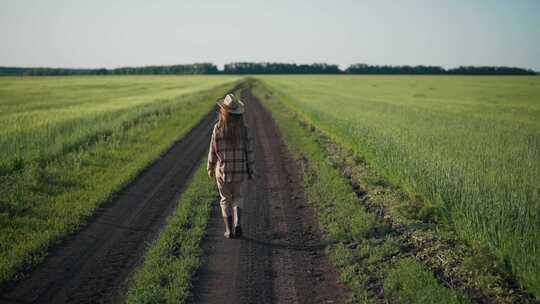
[223,216,232,238]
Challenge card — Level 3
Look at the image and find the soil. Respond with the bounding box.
[191,83,346,304]
[0,82,347,304]
[0,110,217,304]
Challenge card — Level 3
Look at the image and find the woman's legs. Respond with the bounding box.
[216,177,246,238]
[232,180,246,237]
[216,175,234,238]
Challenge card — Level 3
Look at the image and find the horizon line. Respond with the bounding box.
[1,62,538,72]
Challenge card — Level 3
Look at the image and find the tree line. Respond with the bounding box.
[0,63,218,76]
[223,62,342,74]
[0,62,537,76]
[345,64,537,75]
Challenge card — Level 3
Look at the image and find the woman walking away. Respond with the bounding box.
[207,93,255,239]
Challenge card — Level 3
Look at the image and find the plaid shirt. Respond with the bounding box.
[207,122,255,182]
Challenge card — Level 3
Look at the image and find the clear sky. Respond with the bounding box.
[1,0,539,70]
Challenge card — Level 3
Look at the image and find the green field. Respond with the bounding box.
[0,75,239,285]
[0,76,238,173]
[253,80,473,302]
[259,75,540,296]
[2,74,539,301]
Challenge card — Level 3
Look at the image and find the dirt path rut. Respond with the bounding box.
[0,111,216,304]
[192,83,346,304]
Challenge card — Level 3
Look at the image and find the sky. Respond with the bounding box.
[1,0,539,70]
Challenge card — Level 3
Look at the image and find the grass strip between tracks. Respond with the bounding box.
[252,79,469,303]
[0,80,238,287]
[126,158,217,304]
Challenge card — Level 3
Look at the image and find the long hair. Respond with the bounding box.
[216,106,245,147]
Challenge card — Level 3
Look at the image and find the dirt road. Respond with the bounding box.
[0,110,217,304]
[192,83,345,304]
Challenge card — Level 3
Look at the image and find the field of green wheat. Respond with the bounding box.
[0,76,238,173]
[259,75,540,296]
[0,75,239,285]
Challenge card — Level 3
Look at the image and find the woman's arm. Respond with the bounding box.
[207,124,218,177]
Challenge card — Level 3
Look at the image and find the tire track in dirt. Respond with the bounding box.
[0,109,217,304]
[192,82,346,304]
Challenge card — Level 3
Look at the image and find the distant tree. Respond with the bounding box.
[0,67,33,76]
[110,63,219,75]
[346,63,446,75]
[345,63,534,75]
[223,62,342,74]
[447,66,536,75]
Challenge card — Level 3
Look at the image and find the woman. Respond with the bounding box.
[207,93,254,238]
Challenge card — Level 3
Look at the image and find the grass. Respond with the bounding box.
[0,75,238,174]
[126,158,216,304]
[0,75,239,286]
[3,74,537,301]
[384,258,470,304]
[258,75,540,297]
[252,79,468,303]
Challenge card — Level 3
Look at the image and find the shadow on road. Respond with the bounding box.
[237,235,337,252]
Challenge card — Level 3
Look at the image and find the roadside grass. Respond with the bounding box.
[252,79,469,303]
[258,75,540,297]
[126,158,217,304]
[0,77,239,287]
[384,258,469,304]
[318,125,536,302]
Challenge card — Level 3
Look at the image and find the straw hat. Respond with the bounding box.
[217,93,245,114]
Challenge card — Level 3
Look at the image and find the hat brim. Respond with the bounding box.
[217,99,245,114]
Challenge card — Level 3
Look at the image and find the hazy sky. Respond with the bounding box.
[1,0,539,70]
